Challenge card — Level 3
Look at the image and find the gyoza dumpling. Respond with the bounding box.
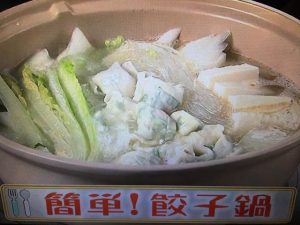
[136,103,176,144]
[171,110,203,135]
[196,124,225,146]
[158,142,203,165]
[94,112,135,162]
[158,133,215,165]
[93,94,138,161]
[213,134,234,159]
[101,92,137,123]
[114,148,163,166]
[133,72,184,113]
[158,124,229,164]
[121,61,139,78]
[92,62,136,99]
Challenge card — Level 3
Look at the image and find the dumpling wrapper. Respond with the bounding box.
[136,103,176,143]
[114,148,162,166]
[93,94,138,161]
[121,61,139,78]
[171,110,203,135]
[158,124,226,164]
[92,62,136,99]
[213,134,234,159]
[133,72,184,113]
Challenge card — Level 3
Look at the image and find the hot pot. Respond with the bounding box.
[0,0,299,186]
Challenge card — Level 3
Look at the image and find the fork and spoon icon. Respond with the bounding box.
[7,189,31,217]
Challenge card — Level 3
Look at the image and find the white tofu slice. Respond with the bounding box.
[92,62,136,99]
[156,28,181,47]
[230,110,295,139]
[229,112,263,139]
[229,101,300,139]
[57,27,93,61]
[213,80,277,99]
[133,72,184,113]
[179,31,230,73]
[171,110,203,135]
[26,49,54,73]
[197,64,259,89]
[228,95,292,113]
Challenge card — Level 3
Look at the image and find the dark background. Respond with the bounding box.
[1,0,300,19]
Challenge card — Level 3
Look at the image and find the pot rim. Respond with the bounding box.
[1,132,300,174]
[0,0,299,25]
[240,0,299,24]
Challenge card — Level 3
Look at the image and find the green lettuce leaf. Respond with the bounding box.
[0,75,45,147]
[46,68,91,159]
[105,36,125,50]
[57,59,102,160]
[22,66,87,159]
